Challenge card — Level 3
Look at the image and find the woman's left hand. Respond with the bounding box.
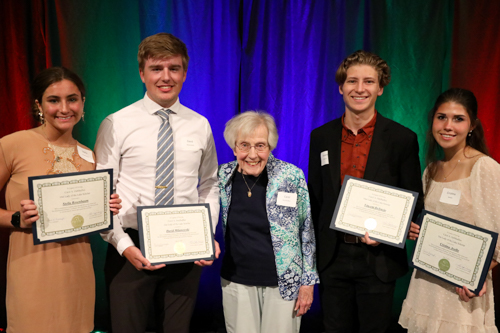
[294,285,314,317]
[456,281,486,302]
[109,194,122,215]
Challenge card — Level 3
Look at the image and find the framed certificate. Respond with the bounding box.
[137,204,215,265]
[330,176,419,248]
[411,210,498,295]
[29,169,113,245]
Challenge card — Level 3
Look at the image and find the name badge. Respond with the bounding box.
[180,137,198,151]
[439,188,461,205]
[276,192,297,207]
[321,151,329,166]
[77,146,95,163]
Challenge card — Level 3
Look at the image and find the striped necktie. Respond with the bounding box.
[155,108,174,206]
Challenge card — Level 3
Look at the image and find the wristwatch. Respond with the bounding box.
[11,211,21,228]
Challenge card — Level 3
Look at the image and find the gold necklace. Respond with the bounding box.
[442,148,464,181]
[241,172,263,197]
[442,159,460,181]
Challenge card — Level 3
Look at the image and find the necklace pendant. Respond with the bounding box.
[55,156,61,162]
[247,191,252,198]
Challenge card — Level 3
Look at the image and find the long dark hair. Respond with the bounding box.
[31,67,86,122]
[424,88,489,196]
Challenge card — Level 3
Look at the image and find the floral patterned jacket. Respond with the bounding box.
[218,153,320,301]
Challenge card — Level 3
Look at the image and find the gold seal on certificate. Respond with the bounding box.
[137,204,215,265]
[330,176,419,248]
[411,210,498,295]
[174,242,186,254]
[28,169,114,245]
[71,215,84,228]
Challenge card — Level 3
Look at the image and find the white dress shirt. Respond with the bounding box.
[95,93,219,255]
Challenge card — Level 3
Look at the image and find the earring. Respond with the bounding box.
[38,111,44,124]
[82,111,85,122]
[468,130,472,137]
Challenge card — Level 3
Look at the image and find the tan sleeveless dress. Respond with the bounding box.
[0,128,95,333]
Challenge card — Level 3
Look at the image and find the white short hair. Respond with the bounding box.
[223,111,279,151]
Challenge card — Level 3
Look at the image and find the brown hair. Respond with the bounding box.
[335,50,391,88]
[424,88,489,196]
[138,33,189,71]
[31,67,86,122]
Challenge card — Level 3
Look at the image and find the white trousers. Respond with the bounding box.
[221,278,301,333]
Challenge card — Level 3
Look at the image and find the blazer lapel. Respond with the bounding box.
[364,113,390,181]
[328,119,342,197]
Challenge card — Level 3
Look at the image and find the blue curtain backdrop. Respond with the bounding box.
[4,0,499,332]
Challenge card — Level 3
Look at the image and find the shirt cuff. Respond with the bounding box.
[116,235,136,256]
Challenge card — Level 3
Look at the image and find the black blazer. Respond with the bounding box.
[308,113,424,283]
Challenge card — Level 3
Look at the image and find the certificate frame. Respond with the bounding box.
[411,210,498,295]
[137,204,215,265]
[29,169,113,245]
[330,176,419,248]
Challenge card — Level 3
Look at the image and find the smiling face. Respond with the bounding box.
[36,79,84,135]
[339,64,384,116]
[432,101,473,155]
[234,125,270,177]
[140,55,187,108]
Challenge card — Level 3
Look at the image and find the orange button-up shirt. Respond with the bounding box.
[340,112,377,184]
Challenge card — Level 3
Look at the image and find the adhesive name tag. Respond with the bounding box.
[180,137,198,151]
[77,146,95,163]
[320,151,329,166]
[276,192,297,207]
[439,188,461,205]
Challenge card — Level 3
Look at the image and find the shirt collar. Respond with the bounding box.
[341,110,377,134]
[143,92,181,115]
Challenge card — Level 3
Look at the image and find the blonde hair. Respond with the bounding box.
[224,111,279,151]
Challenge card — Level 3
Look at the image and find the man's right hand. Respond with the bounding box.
[122,246,166,271]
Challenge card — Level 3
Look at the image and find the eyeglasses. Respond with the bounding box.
[236,142,269,152]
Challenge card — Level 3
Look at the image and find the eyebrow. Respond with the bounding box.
[436,112,467,117]
[45,93,80,99]
[346,76,376,80]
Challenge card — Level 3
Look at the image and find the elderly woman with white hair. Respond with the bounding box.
[218,111,319,333]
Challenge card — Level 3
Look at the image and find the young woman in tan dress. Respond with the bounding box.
[0,67,121,333]
[399,88,500,333]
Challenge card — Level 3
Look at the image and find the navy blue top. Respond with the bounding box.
[220,168,278,286]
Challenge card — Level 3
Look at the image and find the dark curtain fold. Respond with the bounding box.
[0,0,50,137]
[0,0,499,331]
[451,0,500,162]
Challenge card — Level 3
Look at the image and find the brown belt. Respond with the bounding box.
[342,232,360,244]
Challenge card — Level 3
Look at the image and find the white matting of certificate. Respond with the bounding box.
[137,204,215,265]
[29,169,113,245]
[330,176,418,248]
[411,210,497,294]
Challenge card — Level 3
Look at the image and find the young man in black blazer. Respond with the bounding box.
[308,50,424,333]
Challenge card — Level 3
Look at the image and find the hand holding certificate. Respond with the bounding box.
[29,169,113,244]
[411,210,498,295]
[137,204,215,265]
[330,176,419,248]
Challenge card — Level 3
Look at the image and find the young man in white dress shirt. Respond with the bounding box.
[94,33,220,333]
